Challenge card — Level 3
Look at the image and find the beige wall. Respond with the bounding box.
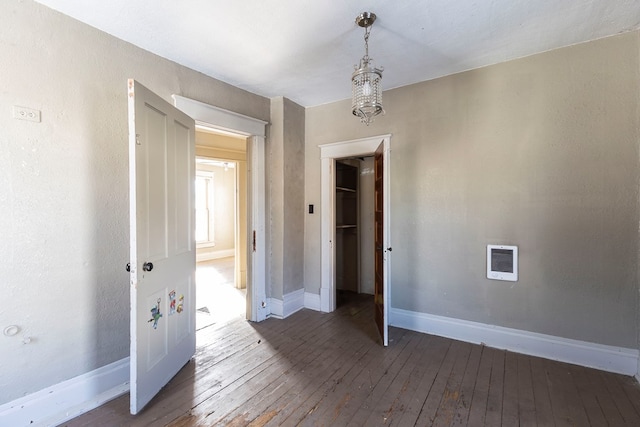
[0,0,268,404]
[269,97,305,299]
[305,31,640,349]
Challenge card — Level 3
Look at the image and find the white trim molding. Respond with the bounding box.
[304,292,322,312]
[173,95,267,137]
[172,95,268,323]
[0,358,129,427]
[196,248,235,262]
[269,298,283,318]
[319,134,392,316]
[269,288,305,319]
[390,308,639,375]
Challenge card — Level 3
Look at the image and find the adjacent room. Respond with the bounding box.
[2,0,640,425]
[194,128,249,330]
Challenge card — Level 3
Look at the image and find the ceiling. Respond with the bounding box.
[34,0,640,107]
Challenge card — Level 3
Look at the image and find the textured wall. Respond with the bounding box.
[269,97,306,299]
[282,99,306,295]
[305,31,640,348]
[268,98,284,299]
[0,0,268,404]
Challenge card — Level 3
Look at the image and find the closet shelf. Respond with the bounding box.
[336,224,357,229]
[336,186,356,193]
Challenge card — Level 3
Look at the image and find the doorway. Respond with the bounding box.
[334,157,375,308]
[319,134,391,345]
[194,151,246,329]
[173,95,268,322]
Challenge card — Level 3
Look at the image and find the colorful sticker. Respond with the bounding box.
[177,295,184,313]
[148,298,162,329]
[169,290,176,315]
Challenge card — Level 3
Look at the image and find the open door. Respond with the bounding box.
[374,142,388,346]
[128,79,196,414]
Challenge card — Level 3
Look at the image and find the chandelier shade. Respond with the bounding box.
[351,12,384,125]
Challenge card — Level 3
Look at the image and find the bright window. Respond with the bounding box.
[195,170,215,246]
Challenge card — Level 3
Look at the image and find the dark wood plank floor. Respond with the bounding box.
[62,293,640,426]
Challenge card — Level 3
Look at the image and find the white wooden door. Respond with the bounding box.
[128,79,196,414]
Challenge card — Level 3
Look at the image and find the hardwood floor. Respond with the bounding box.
[62,293,640,426]
[195,257,245,330]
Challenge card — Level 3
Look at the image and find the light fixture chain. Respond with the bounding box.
[363,25,371,61]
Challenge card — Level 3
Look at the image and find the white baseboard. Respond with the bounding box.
[304,292,321,312]
[390,308,639,376]
[320,286,331,312]
[270,297,283,319]
[284,289,305,317]
[0,357,129,427]
[196,248,234,262]
[270,288,305,319]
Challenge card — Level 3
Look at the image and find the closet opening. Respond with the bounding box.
[335,156,375,307]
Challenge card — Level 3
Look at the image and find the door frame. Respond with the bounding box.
[173,95,269,322]
[319,134,391,315]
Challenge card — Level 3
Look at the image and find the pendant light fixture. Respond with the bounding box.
[352,12,384,125]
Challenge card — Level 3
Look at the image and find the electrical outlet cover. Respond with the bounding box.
[13,106,41,122]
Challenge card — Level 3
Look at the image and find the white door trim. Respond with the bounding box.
[172,95,268,322]
[173,95,267,137]
[319,134,391,313]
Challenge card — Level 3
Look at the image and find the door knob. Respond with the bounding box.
[126,263,131,272]
[143,262,154,272]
